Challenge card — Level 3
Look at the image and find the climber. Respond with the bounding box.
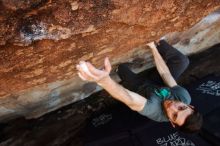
[76,40,203,133]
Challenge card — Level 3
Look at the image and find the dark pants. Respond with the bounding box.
[117,40,189,92]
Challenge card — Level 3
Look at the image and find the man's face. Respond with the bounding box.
[163,100,194,127]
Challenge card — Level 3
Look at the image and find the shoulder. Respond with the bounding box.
[138,95,169,122]
[171,85,191,104]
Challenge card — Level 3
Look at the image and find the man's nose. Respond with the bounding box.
[170,104,179,112]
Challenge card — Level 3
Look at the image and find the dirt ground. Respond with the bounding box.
[0,44,219,146]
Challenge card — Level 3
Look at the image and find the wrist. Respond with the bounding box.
[147,42,157,50]
[97,76,112,87]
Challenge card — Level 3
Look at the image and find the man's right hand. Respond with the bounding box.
[76,57,112,85]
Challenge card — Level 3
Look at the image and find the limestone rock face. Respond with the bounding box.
[0,0,220,121]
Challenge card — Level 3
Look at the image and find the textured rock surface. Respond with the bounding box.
[0,0,220,121]
[0,45,219,146]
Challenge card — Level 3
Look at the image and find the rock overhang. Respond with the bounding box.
[0,0,220,121]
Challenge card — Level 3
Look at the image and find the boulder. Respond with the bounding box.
[0,0,220,121]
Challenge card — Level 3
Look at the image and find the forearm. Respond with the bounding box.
[151,45,170,74]
[150,45,177,87]
[98,76,146,111]
[76,57,146,111]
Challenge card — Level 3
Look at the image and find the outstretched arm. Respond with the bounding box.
[147,42,177,87]
[76,57,146,111]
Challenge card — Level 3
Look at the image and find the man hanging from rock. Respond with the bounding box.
[76,40,203,133]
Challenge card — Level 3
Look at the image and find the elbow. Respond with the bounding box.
[129,103,144,111]
[126,97,137,110]
[127,98,146,112]
[124,89,146,111]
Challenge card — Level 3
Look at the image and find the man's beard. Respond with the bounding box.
[162,100,175,119]
[162,100,169,118]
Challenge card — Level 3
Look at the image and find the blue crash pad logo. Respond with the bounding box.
[156,132,195,146]
[196,80,220,96]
